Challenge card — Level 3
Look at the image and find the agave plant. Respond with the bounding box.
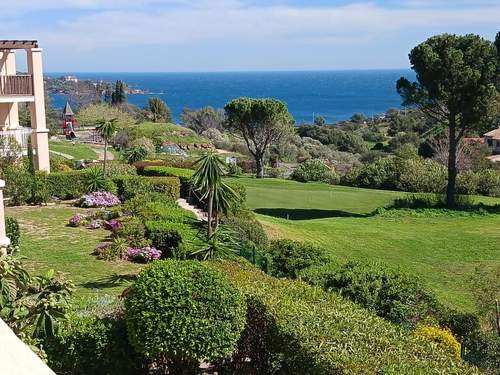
[190,225,242,260]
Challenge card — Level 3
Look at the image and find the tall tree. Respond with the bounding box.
[190,152,237,236]
[111,80,127,106]
[181,106,225,134]
[397,34,498,207]
[224,97,294,178]
[146,97,172,123]
[95,118,118,176]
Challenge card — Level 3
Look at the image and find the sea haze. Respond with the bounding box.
[48,70,415,124]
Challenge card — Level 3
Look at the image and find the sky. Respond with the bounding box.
[2,0,499,72]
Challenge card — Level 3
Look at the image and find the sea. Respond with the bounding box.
[48,70,415,124]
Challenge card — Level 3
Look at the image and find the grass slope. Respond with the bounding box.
[233,177,500,311]
[49,141,98,160]
[6,204,142,298]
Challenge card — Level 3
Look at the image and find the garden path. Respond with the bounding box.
[177,198,207,221]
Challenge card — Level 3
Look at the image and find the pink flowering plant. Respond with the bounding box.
[105,219,122,235]
[79,192,121,208]
[126,247,162,263]
[68,213,89,227]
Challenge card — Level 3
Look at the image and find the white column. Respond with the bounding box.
[0,180,10,252]
[27,48,50,172]
[5,50,19,129]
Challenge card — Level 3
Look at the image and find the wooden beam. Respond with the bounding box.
[0,40,38,50]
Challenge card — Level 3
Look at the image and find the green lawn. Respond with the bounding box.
[232,177,500,311]
[6,204,142,298]
[49,140,98,160]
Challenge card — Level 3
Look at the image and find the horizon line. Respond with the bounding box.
[45,67,413,75]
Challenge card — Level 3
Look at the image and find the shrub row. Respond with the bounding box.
[291,159,339,184]
[112,175,180,202]
[343,156,500,197]
[212,261,475,374]
[140,166,194,196]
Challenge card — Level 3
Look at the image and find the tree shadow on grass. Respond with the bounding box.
[80,273,137,290]
[254,208,368,220]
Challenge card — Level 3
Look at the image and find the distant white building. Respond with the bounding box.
[63,75,78,83]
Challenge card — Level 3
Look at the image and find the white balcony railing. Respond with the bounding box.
[0,128,32,156]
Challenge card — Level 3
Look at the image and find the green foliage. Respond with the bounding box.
[32,171,50,204]
[351,112,366,123]
[84,167,106,192]
[125,260,246,370]
[116,218,149,248]
[181,106,225,134]
[343,157,399,190]
[397,158,447,193]
[226,162,243,176]
[291,159,339,184]
[46,170,87,199]
[266,239,327,279]
[141,166,194,195]
[464,331,500,375]
[301,261,439,327]
[224,97,294,178]
[76,103,135,128]
[397,33,499,206]
[468,265,500,331]
[145,220,193,259]
[476,169,500,197]
[103,162,137,177]
[95,238,129,261]
[2,164,32,206]
[46,304,146,375]
[212,261,475,374]
[123,145,148,164]
[6,217,20,248]
[146,96,172,123]
[112,175,180,201]
[111,80,127,105]
[0,256,74,340]
[223,209,268,250]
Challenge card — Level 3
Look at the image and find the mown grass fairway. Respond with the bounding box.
[233,177,500,311]
[6,204,142,298]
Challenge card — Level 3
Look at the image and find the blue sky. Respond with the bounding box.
[2,0,499,72]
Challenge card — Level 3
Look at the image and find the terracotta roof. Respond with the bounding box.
[484,128,500,139]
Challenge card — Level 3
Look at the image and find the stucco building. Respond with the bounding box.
[0,40,50,172]
[484,127,500,155]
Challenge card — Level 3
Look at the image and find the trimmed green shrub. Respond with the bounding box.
[125,260,246,372]
[112,175,180,201]
[46,309,146,374]
[212,261,476,375]
[301,261,439,326]
[437,309,480,341]
[224,210,268,249]
[6,217,20,248]
[145,220,194,259]
[47,171,87,199]
[2,165,32,205]
[291,159,339,184]
[414,325,461,361]
[116,218,149,248]
[267,239,327,279]
[141,166,193,196]
[32,171,50,204]
[104,162,138,177]
[457,170,479,195]
[343,157,399,190]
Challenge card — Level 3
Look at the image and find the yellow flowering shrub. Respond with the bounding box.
[414,325,461,360]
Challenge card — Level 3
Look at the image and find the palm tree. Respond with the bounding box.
[190,152,238,236]
[95,118,118,176]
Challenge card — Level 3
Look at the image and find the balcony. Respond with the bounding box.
[0,75,34,101]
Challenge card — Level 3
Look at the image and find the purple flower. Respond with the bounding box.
[79,192,121,208]
[69,213,87,227]
[87,219,103,229]
[105,219,122,234]
[126,246,162,263]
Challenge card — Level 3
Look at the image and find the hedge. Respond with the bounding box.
[141,166,193,197]
[112,175,180,201]
[211,261,476,375]
[47,171,88,199]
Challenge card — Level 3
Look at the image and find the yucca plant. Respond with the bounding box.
[190,152,239,236]
[95,118,118,176]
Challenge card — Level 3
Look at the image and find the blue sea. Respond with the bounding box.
[48,70,414,124]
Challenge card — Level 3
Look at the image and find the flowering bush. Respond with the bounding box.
[79,192,121,208]
[69,214,89,227]
[414,325,461,361]
[105,219,122,235]
[126,247,162,263]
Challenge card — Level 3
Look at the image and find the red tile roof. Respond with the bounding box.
[484,128,500,139]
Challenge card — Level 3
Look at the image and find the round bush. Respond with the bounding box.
[291,159,338,184]
[414,325,461,361]
[125,260,246,370]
